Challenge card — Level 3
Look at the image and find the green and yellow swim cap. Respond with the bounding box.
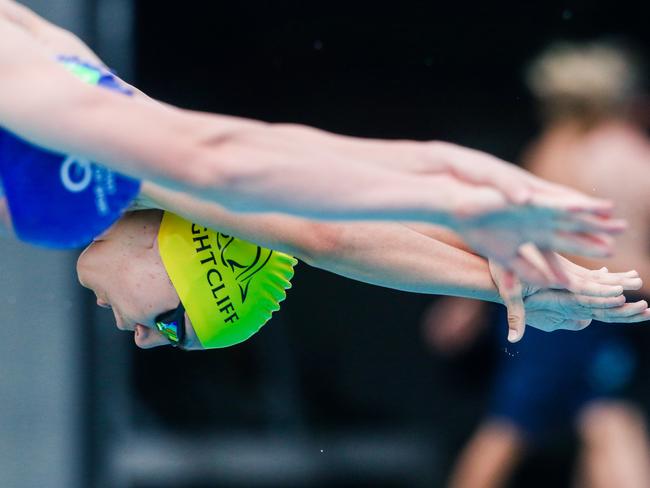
[157,212,296,349]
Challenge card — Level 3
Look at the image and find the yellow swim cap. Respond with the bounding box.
[157,212,296,348]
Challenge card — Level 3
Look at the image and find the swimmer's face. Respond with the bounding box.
[76,210,203,350]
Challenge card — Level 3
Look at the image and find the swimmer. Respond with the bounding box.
[0,1,628,286]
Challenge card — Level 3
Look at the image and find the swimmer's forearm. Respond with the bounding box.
[142,182,501,302]
[400,223,474,253]
[0,16,480,225]
[0,62,463,224]
[307,222,502,302]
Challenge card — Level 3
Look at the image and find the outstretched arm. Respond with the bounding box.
[139,183,650,334]
[0,3,625,286]
[0,17,491,224]
[139,182,501,301]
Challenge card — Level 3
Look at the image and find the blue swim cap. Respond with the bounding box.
[0,57,141,248]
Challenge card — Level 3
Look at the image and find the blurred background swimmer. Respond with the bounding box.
[423,40,650,488]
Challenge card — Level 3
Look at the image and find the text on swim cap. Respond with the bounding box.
[192,224,240,325]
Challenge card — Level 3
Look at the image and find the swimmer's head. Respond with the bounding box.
[526,40,646,124]
[77,210,194,349]
[156,212,295,348]
[76,210,294,350]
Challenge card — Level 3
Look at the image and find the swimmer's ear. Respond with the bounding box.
[489,261,526,343]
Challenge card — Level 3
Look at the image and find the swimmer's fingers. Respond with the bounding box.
[529,247,569,286]
[507,256,552,287]
[559,296,645,321]
[488,260,527,343]
[554,216,626,237]
[507,245,568,287]
[546,231,614,258]
[554,255,643,293]
[531,192,615,218]
[577,268,641,290]
[543,249,634,296]
[565,276,624,298]
[613,308,650,323]
[574,294,627,309]
[588,300,650,322]
[568,273,641,295]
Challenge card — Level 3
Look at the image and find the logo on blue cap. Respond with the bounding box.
[0,58,141,248]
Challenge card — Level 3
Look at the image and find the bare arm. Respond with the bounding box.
[0,18,480,225]
[0,6,627,288]
[141,182,650,332]
[140,182,501,301]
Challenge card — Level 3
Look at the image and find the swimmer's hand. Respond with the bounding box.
[449,181,625,286]
[490,255,648,342]
[430,142,624,285]
[433,141,614,213]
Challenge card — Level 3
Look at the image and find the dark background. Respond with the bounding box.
[126,1,650,487]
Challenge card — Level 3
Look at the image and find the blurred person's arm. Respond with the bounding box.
[421,297,490,355]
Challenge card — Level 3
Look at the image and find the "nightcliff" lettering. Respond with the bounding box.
[191,224,239,324]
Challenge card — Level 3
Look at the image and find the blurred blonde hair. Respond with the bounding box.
[526,40,644,123]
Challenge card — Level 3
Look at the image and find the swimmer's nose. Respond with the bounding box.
[134,324,169,349]
[97,298,111,309]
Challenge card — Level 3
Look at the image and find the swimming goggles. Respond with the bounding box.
[154,302,186,347]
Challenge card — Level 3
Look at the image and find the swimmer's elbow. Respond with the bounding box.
[178,125,274,208]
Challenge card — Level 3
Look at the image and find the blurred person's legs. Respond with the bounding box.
[574,401,650,488]
[445,309,645,488]
[448,419,525,488]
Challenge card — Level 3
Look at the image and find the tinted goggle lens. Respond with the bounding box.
[154,302,186,346]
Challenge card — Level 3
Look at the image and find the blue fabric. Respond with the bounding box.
[488,312,636,442]
[0,60,140,248]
